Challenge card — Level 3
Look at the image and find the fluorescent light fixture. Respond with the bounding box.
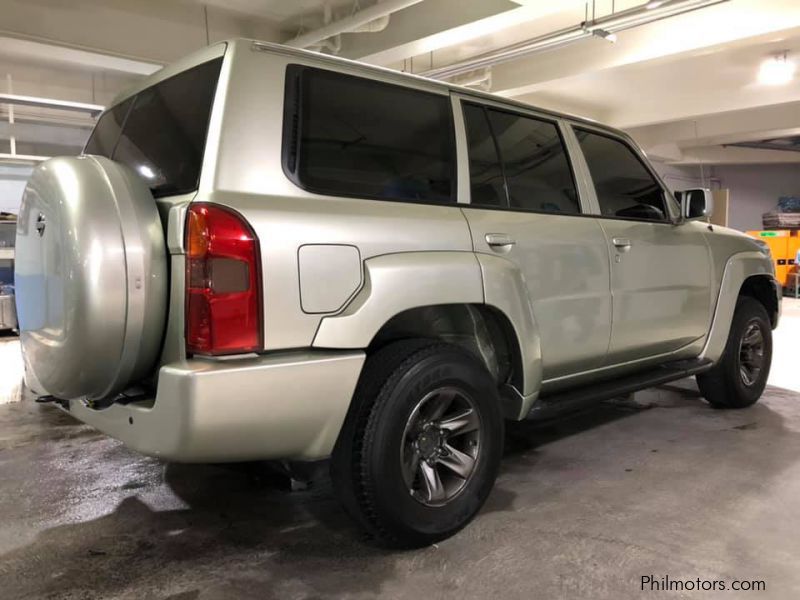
[592,28,618,43]
[646,1,667,8]
[758,53,796,86]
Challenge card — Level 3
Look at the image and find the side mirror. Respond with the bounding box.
[676,188,713,222]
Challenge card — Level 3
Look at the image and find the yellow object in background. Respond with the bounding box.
[746,230,799,288]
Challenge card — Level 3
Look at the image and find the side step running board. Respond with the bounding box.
[527,358,714,420]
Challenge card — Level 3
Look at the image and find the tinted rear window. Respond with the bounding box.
[84,98,133,158]
[84,57,222,198]
[283,65,455,204]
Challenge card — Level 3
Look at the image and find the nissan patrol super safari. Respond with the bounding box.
[14,40,780,548]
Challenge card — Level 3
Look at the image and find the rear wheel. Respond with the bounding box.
[331,340,503,548]
[697,297,772,409]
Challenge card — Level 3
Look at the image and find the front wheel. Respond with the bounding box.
[697,297,772,409]
[331,340,504,548]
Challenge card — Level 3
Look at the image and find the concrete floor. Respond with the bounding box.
[1,301,799,600]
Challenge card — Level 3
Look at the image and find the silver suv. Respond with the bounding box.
[14,40,781,548]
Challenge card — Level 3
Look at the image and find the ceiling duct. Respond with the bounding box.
[285,0,425,50]
[420,0,730,81]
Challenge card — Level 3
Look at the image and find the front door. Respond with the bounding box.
[456,98,612,380]
[569,126,712,365]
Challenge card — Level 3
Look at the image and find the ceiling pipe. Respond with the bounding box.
[0,153,49,163]
[352,15,391,33]
[451,68,493,91]
[0,93,104,117]
[307,4,343,54]
[420,0,729,81]
[285,0,425,49]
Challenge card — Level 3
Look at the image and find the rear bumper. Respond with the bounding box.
[65,350,365,462]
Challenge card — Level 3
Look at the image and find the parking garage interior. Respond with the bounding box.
[2,1,800,598]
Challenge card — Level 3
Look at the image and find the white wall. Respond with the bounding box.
[0,0,282,65]
[0,165,32,214]
[711,164,800,232]
[651,161,800,231]
[651,162,710,192]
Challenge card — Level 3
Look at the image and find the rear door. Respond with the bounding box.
[454,96,612,380]
[568,125,712,365]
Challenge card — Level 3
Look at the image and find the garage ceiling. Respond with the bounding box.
[1,0,799,166]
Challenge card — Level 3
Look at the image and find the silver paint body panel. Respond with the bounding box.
[596,218,712,364]
[313,252,484,348]
[28,39,778,461]
[65,351,365,462]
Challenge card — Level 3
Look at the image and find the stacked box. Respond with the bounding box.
[763,196,800,230]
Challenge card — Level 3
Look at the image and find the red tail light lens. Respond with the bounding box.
[185,203,262,355]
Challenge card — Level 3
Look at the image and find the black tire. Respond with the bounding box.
[697,297,772,409]
[331,339,504,548]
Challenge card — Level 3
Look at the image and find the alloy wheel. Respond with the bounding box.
[400,386,482,507]
[738,320,765,387]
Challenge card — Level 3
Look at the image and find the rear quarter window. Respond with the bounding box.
[84,57,223,198]
[283,65,456,204]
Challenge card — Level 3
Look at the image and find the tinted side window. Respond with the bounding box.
[285,66,455,204]
[575,129,667,222]
[112,58,222,198]
[84,98,133,157]
[463,102,580,214]
[463,104,506,207]
[488,109,579,214]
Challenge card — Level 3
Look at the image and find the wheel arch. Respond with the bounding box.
[701,251,780,364]
[367,303,525,417]
[739,274,780,328]
[313,251,543,418]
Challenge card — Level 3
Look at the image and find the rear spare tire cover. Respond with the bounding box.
[15,155,167,401]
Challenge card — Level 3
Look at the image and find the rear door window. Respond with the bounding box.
[283,65,455,204]
[84,57,223,198]
[463,103,506,208]
[489,109,579,214]
[575,128,668,222]
[463,102,580,214]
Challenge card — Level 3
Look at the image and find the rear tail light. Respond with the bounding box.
[185,203,262,355]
